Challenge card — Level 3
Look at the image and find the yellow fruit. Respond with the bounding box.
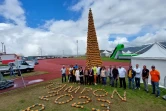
[71,104,75,107]
[101,104,104,106]
[92,108,96,111]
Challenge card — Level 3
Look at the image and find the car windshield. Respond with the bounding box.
[20,61,29,65]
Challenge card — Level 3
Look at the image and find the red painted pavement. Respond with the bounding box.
[0,58,130,93]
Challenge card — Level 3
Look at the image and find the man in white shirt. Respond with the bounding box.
[134,64,141,90]
[61,65,66,83]
[96,65,101,84]
[118,65,127,89]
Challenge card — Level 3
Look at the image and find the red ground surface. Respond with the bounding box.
[0,58,130,93]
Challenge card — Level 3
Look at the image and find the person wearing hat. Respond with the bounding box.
[61,65,66,83]
[150,65,160,97]
[128,66,136,90]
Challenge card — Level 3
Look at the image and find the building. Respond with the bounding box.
[0,54,20,64]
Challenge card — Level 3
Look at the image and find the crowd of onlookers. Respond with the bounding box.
[61,64,160,97]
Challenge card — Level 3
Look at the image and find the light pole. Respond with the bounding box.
[38,47,42,56]
[1,42,4,53]
[4,45,6,54]
[76,40,78,57]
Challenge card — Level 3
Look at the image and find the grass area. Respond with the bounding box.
[0,64,7,66]
[101,57,130,62]
[0,78,165,111]
[75,56,130,62]
[3,71,48,80]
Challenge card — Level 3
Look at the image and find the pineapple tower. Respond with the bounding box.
[86,8,102,68]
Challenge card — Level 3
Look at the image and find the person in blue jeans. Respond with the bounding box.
[9,64,15,77]
[61,65,66,83]
[128,66,136,90]
[150,65,160,97]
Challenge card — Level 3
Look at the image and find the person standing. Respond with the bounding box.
[118,65,127,89]
[89,66,94,85]
[93,65,97,85]
[66,66,70,82]
[134,64,141,90]
[75,68,80,84]
[128,66,136,90]
[96,65,101,84]
[108,65,113,86]
[74,63,78,69]
[150,65,160,97]
[79,67,84,84]
[72,67,76,83]
[69,65,73,82]
[9,63,15,77]
[100,66,107,86]
[61,65,66,83]
[112,65,119,87]
[142,65,149,92]
[84,67,89,85]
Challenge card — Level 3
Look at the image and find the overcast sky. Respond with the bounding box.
[0,0,166,56]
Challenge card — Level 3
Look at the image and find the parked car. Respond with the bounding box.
[0,60,35,76]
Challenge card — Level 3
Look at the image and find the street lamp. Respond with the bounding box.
[1,42,4,53]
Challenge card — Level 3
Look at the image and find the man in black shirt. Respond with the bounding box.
[142,65,149,92]
[112,65,119,87]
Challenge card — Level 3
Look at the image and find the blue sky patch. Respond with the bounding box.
[20,0,81,27]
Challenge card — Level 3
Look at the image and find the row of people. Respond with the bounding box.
[61,64,160,97]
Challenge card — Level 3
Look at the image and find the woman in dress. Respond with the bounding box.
[75,68,80,84]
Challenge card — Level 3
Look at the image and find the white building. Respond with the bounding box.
[0,54,20,64]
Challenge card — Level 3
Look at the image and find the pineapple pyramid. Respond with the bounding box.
[86,8,102,68]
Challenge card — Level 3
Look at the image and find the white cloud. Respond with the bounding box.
[0,0,166,56]
[0,0,25,26]
[132,29,166,46]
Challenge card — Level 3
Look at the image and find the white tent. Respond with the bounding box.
[122,51,126,54]
[102,50,109,54]
[131,43,166,87]
[126,50,132,54]
[101,50,110,57]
